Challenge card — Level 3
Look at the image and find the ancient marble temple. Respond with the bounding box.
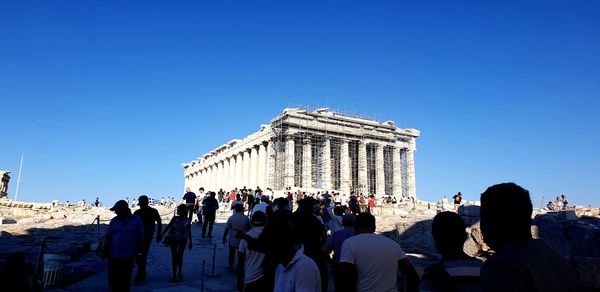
[182,108,420,198]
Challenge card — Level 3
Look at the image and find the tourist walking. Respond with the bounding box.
[340,212,420,292]
[222,202,251,272]
[237,212,268,292]
[453,192,462,205]
[202,191,219,238]
[181,188,197,222]
[322,213,356,291]
[420,211,482,292]
[132,195,162,283]
[479,183,582,291]
[161,204,192,282]
[104,200,144,292]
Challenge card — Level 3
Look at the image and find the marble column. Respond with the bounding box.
[267,140,276,189]
[223,158,230,190]
[406,148,416,199]
[235,153,243,188]
[375,144,386,195]
[392,147,403,197]
[250,145,259,188]
[242,149,250,188]
[340,139,350,194]
[285,136,295,188]
[258,142,267,189]
[219,160,225,189]
[322,137,332,190]
[302,138,312,189]
[358,140,368,194]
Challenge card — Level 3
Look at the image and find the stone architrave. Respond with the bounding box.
[285,136,295,188]
[392,147,403,197]
[302,138,312,189]
[322,137,331,190]
[375,144,386,196]
[358,140,368,194]
[340,140,350,194]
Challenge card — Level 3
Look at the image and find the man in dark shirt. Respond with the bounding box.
[133,195,162,283]
[480,183,583,292]
[182,187,197,222]
[202,192,219,238]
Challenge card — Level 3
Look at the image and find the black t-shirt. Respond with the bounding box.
[202,197,219,215]
[183,192,197,204]
[134,206,160,236]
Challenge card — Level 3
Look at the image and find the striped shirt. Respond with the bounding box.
[420,257,483,292]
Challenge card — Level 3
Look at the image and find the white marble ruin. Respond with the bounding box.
[182,108,420,198]
[0,171,10,198]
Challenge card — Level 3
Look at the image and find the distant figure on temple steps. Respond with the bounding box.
[479,183,582,292]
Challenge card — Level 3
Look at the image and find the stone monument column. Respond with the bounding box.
[242,149,250,187]
[250,145,259,188]
[266,140,275,189]
[340,139,351,195]
[235,153,242,188]
[392,147,403,197]
[358,140,368,194]
[223,157,230,190]
[258,142,267,189]
[321,137,331,190]
[406,147,416,199]
[285,136,295,189]
[375,144,386,196]
[302,138,312,189]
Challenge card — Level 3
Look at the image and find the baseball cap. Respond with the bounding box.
[109,200,129,211]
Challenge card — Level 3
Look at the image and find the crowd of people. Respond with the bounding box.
[93,183,585,291]
[546,194,570,211]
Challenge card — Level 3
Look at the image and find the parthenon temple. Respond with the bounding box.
[182,108,420,198]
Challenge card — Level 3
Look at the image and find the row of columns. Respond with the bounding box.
[190,141,272,191]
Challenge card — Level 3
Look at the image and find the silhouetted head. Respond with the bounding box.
[342,213,356,227]
[110,200,131,217]
[355,212,376,234]
[176,204,187,216]
[480,182,532,251]
[252,211,266,227]
[234,203,244,213]
[210,191,216,198]
[432,211,467,256]
[138,195,149,207]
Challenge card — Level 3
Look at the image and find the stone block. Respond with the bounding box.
[458,205,480,217]
[559,211,578,221]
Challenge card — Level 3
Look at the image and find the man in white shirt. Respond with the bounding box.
[238,211,268,292]
[223,203,251,272]
[274,244,321,292]
[340,213,420,292]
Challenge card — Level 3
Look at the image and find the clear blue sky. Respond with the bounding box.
[1,1,599,207]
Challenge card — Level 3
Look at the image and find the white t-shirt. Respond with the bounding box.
[238,226,265,284]
[225,212,251,248]
[274,245,321,292]
[340,233,407,292]
[251,202,269,216]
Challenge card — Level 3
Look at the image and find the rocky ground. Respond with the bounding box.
[1,200,599,290]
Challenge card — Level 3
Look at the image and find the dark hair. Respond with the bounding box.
[480,182,532,250]
[138,195,149,206]
[432,211,466,254]
[355,212,376,230]
[176,204,187,216]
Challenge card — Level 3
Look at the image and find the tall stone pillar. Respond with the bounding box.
[340,139,351,194]
[219,160,225,189]
[215,161,222,190]
[223,158,230,190]
[358,140,368,194]
[285,136,295,189]
[234,154,242,188]
[258,142,267,189]
[406,148,417,199]
[322,137,331,190]
[392,147,403,197]
[206,165,213,190]
[266,140,275,189]
[302,138,312,189]
[375,144,386,195]
[249,146,258,188]
[242,149,250,188]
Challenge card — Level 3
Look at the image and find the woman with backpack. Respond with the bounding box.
[161,204,192,282]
